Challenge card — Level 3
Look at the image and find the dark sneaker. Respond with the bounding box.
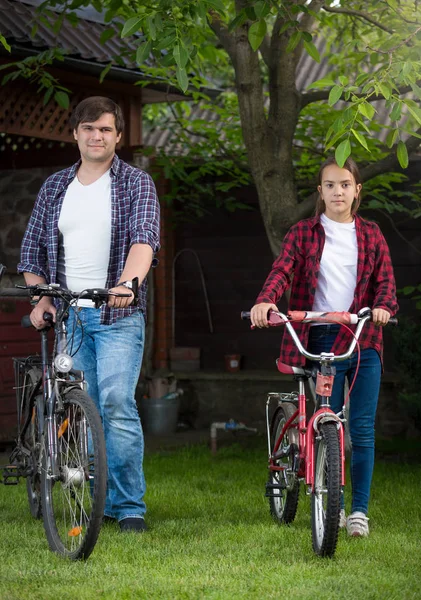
[119,517,148,533]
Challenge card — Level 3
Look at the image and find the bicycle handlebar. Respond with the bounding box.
[241,308,398,363]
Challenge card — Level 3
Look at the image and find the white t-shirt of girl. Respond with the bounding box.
[312,212,358,313]
[57,170,112,292]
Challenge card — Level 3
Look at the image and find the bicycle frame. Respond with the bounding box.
[266,309,373,491]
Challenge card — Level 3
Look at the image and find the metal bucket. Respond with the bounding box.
[139,392,180,435]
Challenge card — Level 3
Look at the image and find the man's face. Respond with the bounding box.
[73,113,122,164]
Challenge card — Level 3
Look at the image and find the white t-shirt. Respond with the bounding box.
[312,213,358,313]
[57,170,112,292]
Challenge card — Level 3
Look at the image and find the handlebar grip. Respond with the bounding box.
[21,312,54,329]
[131,277,139,300]
[0,287,31,297]
[21,315,32,328]
[241,311,251,320]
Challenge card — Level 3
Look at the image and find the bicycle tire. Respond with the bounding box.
[268,403,300,524]
[311,421,341,557]
[41,388,107,560]
[23,367,43,519]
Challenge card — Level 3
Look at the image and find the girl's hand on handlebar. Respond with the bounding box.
[30,297,56,329]
[108,285,135,309]
[250,303,279,328]
[372,308,390,327]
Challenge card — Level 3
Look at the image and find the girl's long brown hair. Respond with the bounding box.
[315,156,363,216]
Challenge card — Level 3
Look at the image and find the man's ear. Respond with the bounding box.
[73,129,78,142]
[116,132,122,144]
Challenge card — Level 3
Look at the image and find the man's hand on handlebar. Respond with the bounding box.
[107,285,135,309]
[372,308,390,327]
[250,303,279,328]
[30,297,56,329]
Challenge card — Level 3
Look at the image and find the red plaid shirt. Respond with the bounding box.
[256,215,398,366]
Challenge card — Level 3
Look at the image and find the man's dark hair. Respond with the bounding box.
[70,96,125,133]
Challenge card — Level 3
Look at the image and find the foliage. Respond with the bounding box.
[392,316,421,428]
[0,49,71,108]
[1,0,420,252]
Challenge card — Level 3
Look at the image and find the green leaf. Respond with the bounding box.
[136,41,152,65]
[285,30,302,53]
[328,85,343,106]
[99,62,112,83]
[204,0,225,12]
[54,91,69,109]
[351,128,369,151]
[173,44,189,68]
[100,28,115,45]
[0,34,11,52]
[248,19,267,52]
[147,15,156,40]
[228,11,247,32]
[378,82,392,100]
[176,66,188,92]
[397,140,409,169]
[121,17,143,38]
[254,1,270,19]
[403,286,416,294]
[405,103,421,127]
[303,40,320,63]
[386,128,398,148]
[358,102,376,120]
[355,73,370,87]
[43,86,54,105]
[307,76,335,90]
[339,76,349,86]
[390,102,402,122]
[335,139,351,167]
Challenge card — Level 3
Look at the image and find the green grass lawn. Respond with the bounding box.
[0,439,420,600]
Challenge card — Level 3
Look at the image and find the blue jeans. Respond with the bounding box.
[308,325,381,515]
[67,308,146,521]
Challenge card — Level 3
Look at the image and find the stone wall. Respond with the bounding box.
[0,167,59,276]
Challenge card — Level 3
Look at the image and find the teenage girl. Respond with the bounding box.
[251,156,398,537]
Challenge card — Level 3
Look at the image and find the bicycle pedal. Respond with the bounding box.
[266,482,286,491]
[2,465,20,485]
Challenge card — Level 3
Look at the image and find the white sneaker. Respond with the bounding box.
[346,511,369,537]
[339,509,347,528]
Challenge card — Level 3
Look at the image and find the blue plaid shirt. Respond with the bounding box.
[18,155,160,324]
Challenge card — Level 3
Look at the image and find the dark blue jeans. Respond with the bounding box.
[308,325,381,515]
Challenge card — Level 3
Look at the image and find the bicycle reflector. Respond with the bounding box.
[54,353,73,373]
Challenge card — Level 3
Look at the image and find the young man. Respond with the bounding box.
[18,96,160,532]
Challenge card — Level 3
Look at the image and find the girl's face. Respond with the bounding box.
[318,164,362,223]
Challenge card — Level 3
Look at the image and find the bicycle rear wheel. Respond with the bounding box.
[268,403,300,524]
[22,367,43,519]
[311,421,341,557]
[41,388,107,560]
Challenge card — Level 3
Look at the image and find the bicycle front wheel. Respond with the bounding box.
[41,388,107,560]
[311,421,341,557]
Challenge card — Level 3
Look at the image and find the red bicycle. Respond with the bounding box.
[242,307,397,557]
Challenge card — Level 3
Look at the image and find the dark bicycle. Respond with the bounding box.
[0,264,135,560]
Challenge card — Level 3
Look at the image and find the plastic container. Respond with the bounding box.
[224,354,241,372]
[139,392,180,435]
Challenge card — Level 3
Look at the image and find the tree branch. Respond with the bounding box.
[207,11,236,63]
[378,210,421,256]
[322,5,394,34]
[300,83,420,110]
